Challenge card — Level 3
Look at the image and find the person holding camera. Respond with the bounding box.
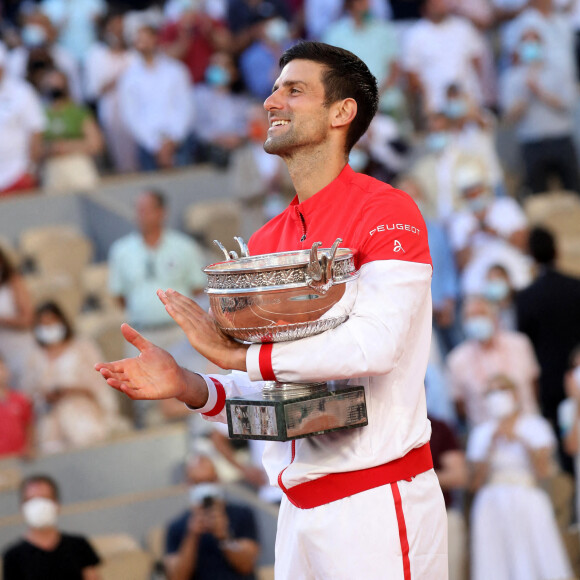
[164,455,260,580]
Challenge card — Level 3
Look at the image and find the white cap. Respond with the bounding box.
[454,160,488,193]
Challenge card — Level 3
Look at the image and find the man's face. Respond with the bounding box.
[263,60,332,157]
[136,194,165,232]
[134,28,157,57]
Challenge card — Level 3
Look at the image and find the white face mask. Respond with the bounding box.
[35,323,67,345]
[22,498,59,528]
[573,366,580,391]
[486,390,517,420]
[188,483,224,507]
[463,315,495,342]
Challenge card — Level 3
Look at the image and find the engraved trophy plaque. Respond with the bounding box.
[204,237,368,442]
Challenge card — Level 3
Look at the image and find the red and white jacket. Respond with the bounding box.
[194,165,433,499]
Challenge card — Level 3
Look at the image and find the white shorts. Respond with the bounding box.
[274,469,448,580]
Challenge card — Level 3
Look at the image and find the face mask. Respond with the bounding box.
[189,483,224,506]
[464,315,495,342]
[35,323,67,345]
[486,390,517,420]
[22,498,58,528]
[205,64,230,87]
[425,132,448,153]
[264,18,290,44]
[466,194,490,214]
[520,41,543,64]
[22,24,48,48]
[45,87,66,101]
[349,148,369,172]
[445,98,467,119]
[484,279,510,303]
[104,32,123,49]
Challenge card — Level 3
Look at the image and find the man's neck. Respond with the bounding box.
[283,147,348,204]
[25,527,60,550]
[143,228,163,247]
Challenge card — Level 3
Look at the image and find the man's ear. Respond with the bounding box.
[331,98,357,129]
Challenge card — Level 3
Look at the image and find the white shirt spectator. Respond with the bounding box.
[403,15,484,111]
[0,74,46,190]
[118,53,193,153]
[503,8,576,76]
[7,44,83,102]
[40,0,107,63]
[448,197,532,293]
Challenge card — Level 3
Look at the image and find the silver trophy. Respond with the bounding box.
[204,237,368,441]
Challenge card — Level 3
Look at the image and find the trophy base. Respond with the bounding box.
[225,383,368,441]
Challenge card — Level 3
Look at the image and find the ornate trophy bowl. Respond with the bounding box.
[204,238,368,442]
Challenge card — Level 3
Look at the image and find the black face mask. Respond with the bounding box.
[46,87,66,100]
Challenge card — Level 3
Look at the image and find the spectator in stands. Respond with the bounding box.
[7,8,83,102]
[0,42,45,196]
[467,374,573,580]
[408,113,467,222]
[500,25,580,195]
[430,415,467,580]
[240,15,293,102]
[447,295,540,426]
[108,190,206,426]
[118,25,194,171]
[403,0,485,116]
[2,474,101,579]
[21,301,128,454]
[443,83,505,196]
[559,344,580,522]
[41,68,103,194]
[0,247,35,393]
[0,354,35,459]
[160,0,231,84]
[164,454,260,580]
[192,50,252,168]
[516,227,580,444]
[84,9,137,173]
[39,0,107,64]
[483,263,517,331]
[447,159,531,295]
[322,0,404,122]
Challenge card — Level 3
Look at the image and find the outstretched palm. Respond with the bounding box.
[95,324,187,401]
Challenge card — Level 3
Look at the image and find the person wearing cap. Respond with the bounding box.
[0,42,46,196]
[447,159,531,295]
[164,455,260,580]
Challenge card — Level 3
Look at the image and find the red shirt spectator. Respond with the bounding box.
[0,382,34,458]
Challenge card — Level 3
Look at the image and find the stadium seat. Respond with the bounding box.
[90,533,153,580]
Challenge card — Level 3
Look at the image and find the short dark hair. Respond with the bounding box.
[528,226,556,265]
[20,474,60,503]
[34,301,74,343]
[279,41,379,153]
[143,189,167,209]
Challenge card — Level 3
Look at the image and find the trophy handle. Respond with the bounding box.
[234,237,250,258]
[213,240,232,261]
[306,238,342,295]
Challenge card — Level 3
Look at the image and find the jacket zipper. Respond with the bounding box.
[297,209,307,242]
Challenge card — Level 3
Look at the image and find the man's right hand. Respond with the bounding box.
[94,323,208,408]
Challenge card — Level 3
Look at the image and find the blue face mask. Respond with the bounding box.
[466,194,490,214]
[445,98,468,119]
[349,148,369,172]
[22,24,47,48]
[519,41,543,64]
[205,64,231,87]
[484,279,510,302]
[464,315,495,342]
[426,132,449,152]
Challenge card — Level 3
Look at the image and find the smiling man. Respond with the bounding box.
[97,42,447,579]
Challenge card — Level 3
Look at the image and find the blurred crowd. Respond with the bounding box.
[2,0,580,578]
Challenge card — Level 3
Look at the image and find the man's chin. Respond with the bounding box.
[263,136,291,156]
